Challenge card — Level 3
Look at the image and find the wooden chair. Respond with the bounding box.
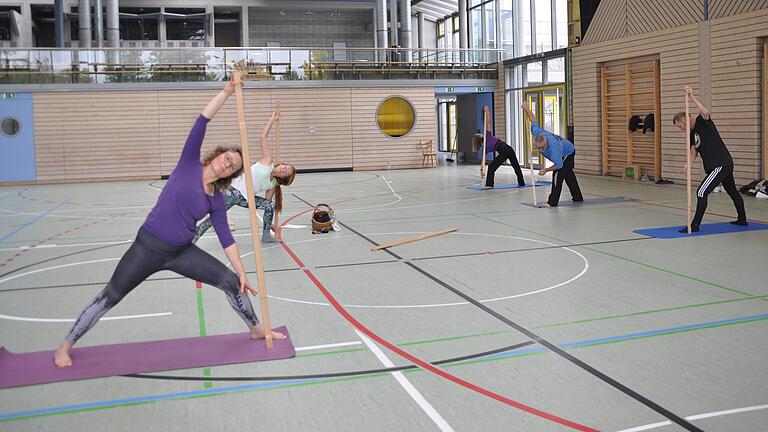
[420,139,437,168]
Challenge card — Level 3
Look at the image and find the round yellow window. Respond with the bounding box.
[376,96,416,138]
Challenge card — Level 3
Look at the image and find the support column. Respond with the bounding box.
[399,0,411,61]
[94,0,103,47]
[105,0,119,47]
[159,7,167,47]
[376,0,388,61]
[389,0,398,47]
[206,5,215,47]
[459,0,467,62]
[79,0,92,48]
[240,6,249,47]
[54,0,64,47]
[417,11,424,61]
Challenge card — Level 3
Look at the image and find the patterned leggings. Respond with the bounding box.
[192,187,275,243]
[65,227,259,345]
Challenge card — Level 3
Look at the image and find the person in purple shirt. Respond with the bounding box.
[522,101,583,207]
[472,106,525,188]
[53,78,285,368]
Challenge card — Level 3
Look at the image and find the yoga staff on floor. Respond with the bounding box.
[192,107,295,244]
[674,86,747,233]
[53,78,285,368]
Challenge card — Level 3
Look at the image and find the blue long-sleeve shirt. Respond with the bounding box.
[142,115,235,249]
[531,122,575,169]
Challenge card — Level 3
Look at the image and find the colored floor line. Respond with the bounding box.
[195,282,213,389]
[0,200,68,243]
[278,209,596,431]
[334,222,701,432]
[2,312,765,424]
[479,215,758,299]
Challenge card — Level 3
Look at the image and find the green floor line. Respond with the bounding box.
[6,314,764,423]
[196,288,213,389]
[481,217,757,298]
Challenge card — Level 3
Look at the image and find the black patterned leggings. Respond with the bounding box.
[192,187,275,243]
[64,227,259,345]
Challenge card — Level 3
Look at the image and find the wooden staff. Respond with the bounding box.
[685,93,692,234]
[526,109,538,206]
[480,108,488,180]
[273,99,281,239]
[232,70,274,348]
[371,228,458,251]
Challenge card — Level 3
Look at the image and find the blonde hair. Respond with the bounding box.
[202,146,243,191]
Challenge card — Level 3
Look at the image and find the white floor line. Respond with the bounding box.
[294,341,362,352]
[615,404,768,432]
[0,312,172,323]
[0,240,131,252]
[354,329,455,432]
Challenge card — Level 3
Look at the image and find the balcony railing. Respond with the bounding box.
[0,47,506,84]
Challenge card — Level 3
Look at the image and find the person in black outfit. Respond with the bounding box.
[673,86,748,233]
[472,106,525,188]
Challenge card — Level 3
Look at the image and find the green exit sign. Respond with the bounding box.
[476,86,484,91]
[446,87,454,92]
[1,93,14,99]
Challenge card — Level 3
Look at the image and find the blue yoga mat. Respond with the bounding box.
[634,222,768,239]
[466,181,552,190]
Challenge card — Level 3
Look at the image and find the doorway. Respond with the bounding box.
[522,84,566,169]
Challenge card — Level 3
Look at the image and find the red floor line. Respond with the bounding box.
[278,212,598,431]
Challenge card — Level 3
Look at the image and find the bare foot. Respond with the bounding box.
[250,324,287,340]
[53,341,73,367]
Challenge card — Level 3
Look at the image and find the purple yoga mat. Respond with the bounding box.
[0,326,294,389]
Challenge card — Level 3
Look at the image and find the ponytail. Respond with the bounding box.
[272,162,296,214]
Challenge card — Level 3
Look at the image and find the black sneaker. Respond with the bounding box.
[730,220,748,226]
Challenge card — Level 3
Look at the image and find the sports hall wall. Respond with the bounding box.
[20,86,435,183]
[572,2,768,185]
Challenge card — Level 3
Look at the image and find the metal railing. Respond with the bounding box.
[0,47,507,84]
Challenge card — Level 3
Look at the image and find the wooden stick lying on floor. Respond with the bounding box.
[233,70,274,349]
[371,227,459,251]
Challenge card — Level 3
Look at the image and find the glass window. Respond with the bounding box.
[470,7,482,50]
[453,15,459,32]
[119,8,159,41]
[437,20,445,38]
[1,116,21,137]
[519,0,532,56]
[534,0,552,53]
[485,1,495,49]
[500,0,514,54]
[526,61,543,87]
[556,0,567,49]
[546,57,565,83]
[0,16,11,40]
[166,8,206,40]
[377,97,416,138]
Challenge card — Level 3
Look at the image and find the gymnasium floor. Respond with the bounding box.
[1,165,766,431]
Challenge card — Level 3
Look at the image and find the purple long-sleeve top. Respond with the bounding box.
[142,115,235,249]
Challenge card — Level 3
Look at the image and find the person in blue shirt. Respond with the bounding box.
[522,101,583,207]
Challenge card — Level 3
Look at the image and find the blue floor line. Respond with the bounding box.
[3,313,768,421]
[0,200,69,243]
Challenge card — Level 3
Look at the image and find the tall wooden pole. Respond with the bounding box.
[232,70,274,348]
[273,99,281,239]
[685,94,692,234]
[480,108,487,181]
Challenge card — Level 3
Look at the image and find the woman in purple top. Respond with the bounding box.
[472,106,525,188]
[54,78,285,368]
